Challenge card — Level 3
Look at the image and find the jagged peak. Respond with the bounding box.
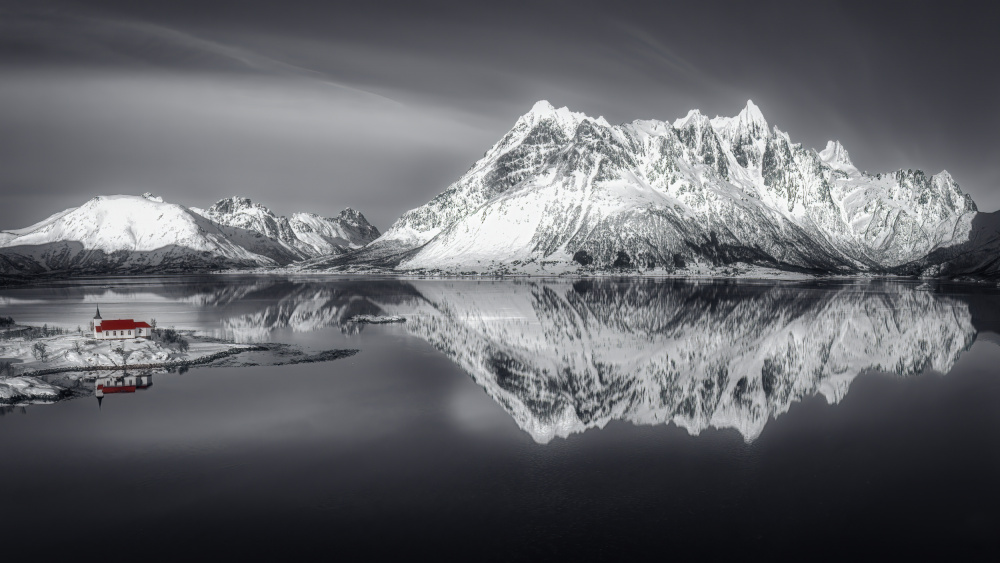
[711,100,769,144]
[818,140,857,173]
[735,99,768,135]
[337,207,370,224]
[673,108,708,129]
[518,100,590,135]
[934,170,954,183]
[141,192,163,203]
[529,100,556,114]
[771,126,792,144]
[208,196,273,216]
[740,99,765,121]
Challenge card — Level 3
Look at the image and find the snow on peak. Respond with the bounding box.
[711,99,769,145]
[673,108,707,129]
[141,192,163,203]
[735,99,767,135]
[530,100,556,114]
[934,170,953,183]
[819,140,856,172]
[519,100,591,135]
[741,99,764,121]
[337,207,366,224]
[208,196,272,216]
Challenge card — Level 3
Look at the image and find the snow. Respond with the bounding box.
[0,330,250,377]
[0,194,379,275]
[818,140,858,173]
[365,99,980,275]
[0,376,62,403]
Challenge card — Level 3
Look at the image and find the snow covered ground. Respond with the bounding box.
[0,328,251,403]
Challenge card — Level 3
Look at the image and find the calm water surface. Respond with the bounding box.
[1,276,999,560]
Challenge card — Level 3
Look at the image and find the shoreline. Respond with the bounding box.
[3,269,999,286]
[11,344,268,380]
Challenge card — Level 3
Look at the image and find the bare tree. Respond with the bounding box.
[112,343,134,371]
[31,342,48,361]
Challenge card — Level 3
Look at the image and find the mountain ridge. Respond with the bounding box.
[306,99,993,278]
[1,100,997,279]
[0,194,379,277]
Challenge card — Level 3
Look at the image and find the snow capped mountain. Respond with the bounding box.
[818,140,856,173]
[193,196,380,259]
[290,208,380,254]
[0,194,378,276]
[320,100,983,276]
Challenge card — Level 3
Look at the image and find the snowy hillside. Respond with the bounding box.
[312,100,983,276]
[0,194,378,276]
[192,196,379,259]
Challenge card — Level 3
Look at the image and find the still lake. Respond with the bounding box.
[1,276,999,560]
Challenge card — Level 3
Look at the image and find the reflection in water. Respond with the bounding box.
[394,281,975,442]
[214,280,420,341]
[204,278,978,443]
[5,277,980,442]
[95,373,153,407]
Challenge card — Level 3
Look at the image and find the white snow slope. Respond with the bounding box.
[0,194,379,275]
[347,100,978,274]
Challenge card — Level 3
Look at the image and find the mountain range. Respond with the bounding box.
[305,100,997,278]
[0,193,378,276]
[2,100,998,279]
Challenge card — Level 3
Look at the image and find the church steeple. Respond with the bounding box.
[94,304,102,320]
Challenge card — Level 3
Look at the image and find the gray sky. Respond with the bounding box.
[2,0,999,231]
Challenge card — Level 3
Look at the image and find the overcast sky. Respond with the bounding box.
[1,0,999,230]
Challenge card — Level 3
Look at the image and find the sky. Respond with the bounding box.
[1,0,999,231]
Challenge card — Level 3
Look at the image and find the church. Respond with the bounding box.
[92,305,153,340]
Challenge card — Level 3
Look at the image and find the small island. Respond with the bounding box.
[348,314,407,324]
[0,307,262,404]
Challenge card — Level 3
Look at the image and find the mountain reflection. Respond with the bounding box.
[211,280,423,341]
[201,278,977,442]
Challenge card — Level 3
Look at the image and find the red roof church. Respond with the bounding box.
[92,305,152,340]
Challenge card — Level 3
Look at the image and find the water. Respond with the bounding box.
[1,276,999,560]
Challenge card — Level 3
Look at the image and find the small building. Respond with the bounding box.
[95,373,153,408]
[92,305,152,340]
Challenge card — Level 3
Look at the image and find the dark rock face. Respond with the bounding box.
[572,250,593,266]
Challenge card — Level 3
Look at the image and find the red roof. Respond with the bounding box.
[95,319,151,332]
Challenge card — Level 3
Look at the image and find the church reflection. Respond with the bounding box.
[95,373,153,408]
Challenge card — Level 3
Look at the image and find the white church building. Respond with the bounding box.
[92,305,153,340]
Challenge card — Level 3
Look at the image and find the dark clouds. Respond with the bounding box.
[1,0,999,230]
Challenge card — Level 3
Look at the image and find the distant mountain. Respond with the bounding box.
[192,196,380,258]
[0,193,378,276]
[305,100,993,277]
